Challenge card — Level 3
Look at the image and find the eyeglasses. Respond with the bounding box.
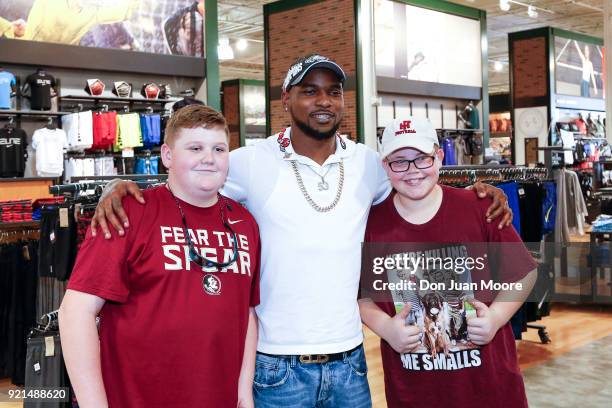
[167,185,238,270]
[387,155,435,173]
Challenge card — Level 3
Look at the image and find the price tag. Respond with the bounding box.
[122,148,134,158]
[59,208,69,228]
[33,363,41,372]
[74,203,82,221]
[23,245,31,261]
[45,336,55,357]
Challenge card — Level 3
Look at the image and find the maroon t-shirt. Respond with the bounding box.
[67,186,260,407]
[364,185,536,408]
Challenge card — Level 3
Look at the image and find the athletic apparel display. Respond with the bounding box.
[0,200,33,223]
[62,111,94,151]
[24,71,56,111]
[24,335,68,408]
[441,137,456,165]
[365,186,536,408]
[113,81,131,98]
[67,186,261,407]
[141,83,161,99]
[498,181,522,234]
[85,78,105,96]
[134,156,159,174]
[0,127,27,177]
[140,113,161,147]
[0,241,38,386]
[92,111,117,150]
[0,70,17,109]
[114,113,143,150]
[94,157,116,177]
[31,128,68,177]
[38,204,77,281]
[224,128,391,354]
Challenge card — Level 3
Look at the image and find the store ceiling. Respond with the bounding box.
[218,0,605,94]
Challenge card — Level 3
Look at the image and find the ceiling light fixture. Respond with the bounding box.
[527,5,538,18]
[218,37,234,60]
[499,0,511,11]
[236,38,248,51]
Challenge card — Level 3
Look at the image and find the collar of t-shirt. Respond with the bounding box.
[278,126,355,168]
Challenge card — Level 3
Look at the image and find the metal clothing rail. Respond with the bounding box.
[440,166,549,184]
[49,180,165,196]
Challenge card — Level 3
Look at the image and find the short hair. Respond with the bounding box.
[172,97,205,112]
[164,105,229,146]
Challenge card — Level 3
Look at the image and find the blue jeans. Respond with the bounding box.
[253,345,372,408]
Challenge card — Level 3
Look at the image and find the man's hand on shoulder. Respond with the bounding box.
[91,179,145,239]
[468,181,513,229]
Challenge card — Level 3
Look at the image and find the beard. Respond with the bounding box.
[292,115,341,141]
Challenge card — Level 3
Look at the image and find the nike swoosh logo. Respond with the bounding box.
[227,219,243,225]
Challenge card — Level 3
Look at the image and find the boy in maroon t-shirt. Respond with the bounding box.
[359,117,537,408]
[59,106,260,408]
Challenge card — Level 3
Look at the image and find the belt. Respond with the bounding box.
[259,344,361,364]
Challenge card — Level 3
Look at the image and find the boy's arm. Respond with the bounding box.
[58,290,108,408]
[358,299,421,354]
[237,307,258,408]
[467,268,537,345]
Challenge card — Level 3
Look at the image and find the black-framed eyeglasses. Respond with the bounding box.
[387,155,435,173]
[167,186,239,270]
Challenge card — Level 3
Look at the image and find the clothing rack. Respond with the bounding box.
[439,165,549,184]
[49,179,164,196]
[0,222,40,243]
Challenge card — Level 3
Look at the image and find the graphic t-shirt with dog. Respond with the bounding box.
[364,185,536,408]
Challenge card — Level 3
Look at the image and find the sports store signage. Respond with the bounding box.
[0,0,214,78]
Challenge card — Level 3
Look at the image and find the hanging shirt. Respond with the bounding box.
[364,186,536,408]
[92,111,117,150]
[67,186,261,407]
[140,114,161,148]
[64,158,85,183]
[62,111,94,151]
[32,128,67,177]
[115,113,142,150]
[135,156,159,175]
[24,72,55,110]
[0,127,27,177]
[442,137,456,165]
[468,106,480,130]
[0,71,16,109]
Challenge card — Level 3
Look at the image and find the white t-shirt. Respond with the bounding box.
[223,128,391,354]
[62,111,93,151]
[32,128,68,177]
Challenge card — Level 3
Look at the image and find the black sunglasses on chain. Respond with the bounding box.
[167,186,239,270]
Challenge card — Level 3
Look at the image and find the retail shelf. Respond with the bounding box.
[490,132,512,138]
[61,95,181,104]
[0,110,71,116]
[0,221,39,230]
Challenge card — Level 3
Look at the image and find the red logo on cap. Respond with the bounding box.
[395,120,416,135]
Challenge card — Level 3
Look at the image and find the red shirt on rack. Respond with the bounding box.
[67,186,261,408]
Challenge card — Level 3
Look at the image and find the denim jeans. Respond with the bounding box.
[253,345,372,408]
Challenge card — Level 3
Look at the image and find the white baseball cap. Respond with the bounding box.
[380,117,439,159]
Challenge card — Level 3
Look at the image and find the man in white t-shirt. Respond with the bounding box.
[90,55,512,407]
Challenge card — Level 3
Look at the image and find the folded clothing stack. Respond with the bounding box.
[0,199,33,223]
[32,197,66,221]
[592,214,612,233]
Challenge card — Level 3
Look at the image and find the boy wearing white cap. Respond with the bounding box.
[359,117,537,408]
